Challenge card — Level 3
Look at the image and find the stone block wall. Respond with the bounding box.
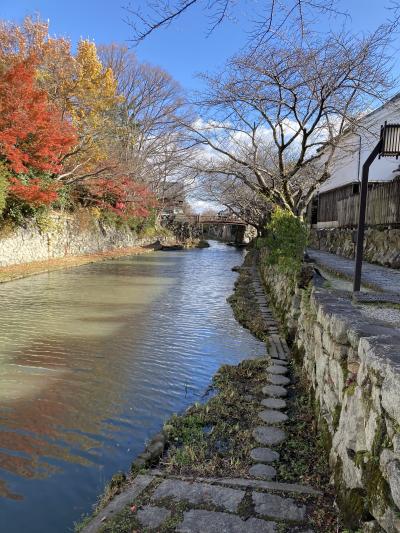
[0,211,160,267]
[310,227,400,269]
[260,250,400,532]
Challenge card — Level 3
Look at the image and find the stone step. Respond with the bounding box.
[137,506,171,529]
[198,477,322,496]
[262,384,287,398]
[253,426,286,445]
[261,398,287,410]
[252,492,306,523]
[267,374,290,386]
[270,358,288,367]
[176,509,277,533]
[271,334,290,355]
[249,463,277,480]
[250,447,280,463]
[258,409,288,424]
[151,479,244,513]
[267,365,288,375]
[82,475,155,533]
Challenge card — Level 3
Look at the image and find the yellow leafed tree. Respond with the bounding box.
[60,40,121,180]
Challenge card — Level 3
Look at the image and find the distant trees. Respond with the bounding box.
[98,44,195,201]
[189,29,393,219]
[0,17,192,227]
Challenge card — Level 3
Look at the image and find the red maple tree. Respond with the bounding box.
[85,175,158,218]
[8,177,60,206]
[0,58,77,174]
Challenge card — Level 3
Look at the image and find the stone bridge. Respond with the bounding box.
[169,215,256,245]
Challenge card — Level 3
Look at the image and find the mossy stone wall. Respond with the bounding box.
[260,249,400,532]
[0,211,159,267]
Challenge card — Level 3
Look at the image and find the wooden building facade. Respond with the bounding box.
[316,179,400,227]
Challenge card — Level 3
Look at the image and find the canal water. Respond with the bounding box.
[0,241,264,532]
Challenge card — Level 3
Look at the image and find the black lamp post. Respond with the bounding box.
[353,123,400,293]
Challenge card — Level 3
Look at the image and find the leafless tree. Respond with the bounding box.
[124,0,343,46]
[186,29,394,219]
[98,44,197,204]
[197,172,271,231]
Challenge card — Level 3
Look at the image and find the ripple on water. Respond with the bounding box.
[0,241,264,533]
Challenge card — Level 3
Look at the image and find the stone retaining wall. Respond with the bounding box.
[0,211,162,267]
[260,249,400,532]
[310,227,400,268]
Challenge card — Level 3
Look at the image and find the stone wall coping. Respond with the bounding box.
[311,287,400,374]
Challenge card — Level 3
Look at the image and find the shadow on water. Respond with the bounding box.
[0,241,264,532]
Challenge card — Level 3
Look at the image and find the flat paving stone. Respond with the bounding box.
[253,426,286,445]
[176,509,277,533]
[267,343,279,359]
[82,475,154,533]
[258,409,288,424]
[262,384,287,397]
[261,398,287,410]
[137,506,171,528]
[250,447,280,463]
[253,492,306,522]
[307,248,400,295]
[201,477,322,495]
[249,463,277,479]
[151,479,244,513]
[267,374,290,386]
[267,365,288,375]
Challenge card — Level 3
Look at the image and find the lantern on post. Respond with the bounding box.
[353,122,400,293]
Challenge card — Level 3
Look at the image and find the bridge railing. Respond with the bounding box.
[169,214,246,225]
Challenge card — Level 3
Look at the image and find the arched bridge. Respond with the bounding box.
[168,214,254,244]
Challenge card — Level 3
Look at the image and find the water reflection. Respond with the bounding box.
[0,242,263,532]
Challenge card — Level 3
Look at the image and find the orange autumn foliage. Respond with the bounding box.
[0,58,76,174]
[86,175,158,218]
[8,177,60,206]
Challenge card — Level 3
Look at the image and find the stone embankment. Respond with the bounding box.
[260,248,400,532]
[309,226,400,269]
[0,211,163,268]
[0,211,207,282]
[77,258,337,532]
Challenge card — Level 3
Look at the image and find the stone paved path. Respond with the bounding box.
[307,248,400,295]
[83,268,322,532]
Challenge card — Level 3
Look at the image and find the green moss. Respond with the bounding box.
[318,416,333,453]
[345,382,357,397]
[338,488,367,529]
[363,458,392,515]
[354,450,370,468]
[371,417,387,457]
[339,359,349,384]
[333,404,342,430]
[334,457,367,528]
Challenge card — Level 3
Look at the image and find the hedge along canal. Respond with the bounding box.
[0,241,264,533]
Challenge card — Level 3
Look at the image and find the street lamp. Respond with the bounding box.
[353,122,400,293]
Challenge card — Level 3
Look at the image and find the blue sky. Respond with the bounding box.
[0,0,398,92]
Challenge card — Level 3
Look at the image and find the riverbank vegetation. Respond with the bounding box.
[0,16,194,236]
